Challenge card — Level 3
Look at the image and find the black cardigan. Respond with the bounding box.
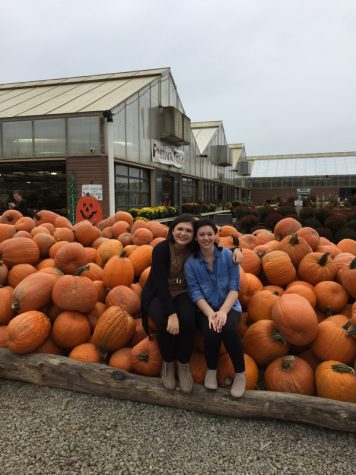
[141,240,185,335]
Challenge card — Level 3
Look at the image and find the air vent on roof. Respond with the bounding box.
[160,106,191,145]
[212,145,231,167]
[236,161,249,175]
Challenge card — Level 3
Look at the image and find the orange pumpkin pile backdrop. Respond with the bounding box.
[0,210,355,403]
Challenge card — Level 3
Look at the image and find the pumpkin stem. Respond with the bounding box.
[272,290,280,296]
[318,252,329,267]
[289,233,300,246]
[136,352,149,362]
[6,214,14,222]
[232,235,240,246]
[74,265,90,276]
[349,257,356,270]
[99,348,109,364]
[11,301,20,312]
[346,326,356,336]
[272,330,288,345]
[281,355,295,371]
[331,363,355,375]
[325,307,333,318]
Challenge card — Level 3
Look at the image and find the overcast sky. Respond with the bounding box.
[1,0,355,156]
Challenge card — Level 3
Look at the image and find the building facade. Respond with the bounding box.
[0,68,242,218]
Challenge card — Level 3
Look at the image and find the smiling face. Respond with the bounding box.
[172,221,194,248]
[196,225,217,250]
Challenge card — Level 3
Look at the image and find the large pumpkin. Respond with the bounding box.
[52,273,97,313]
[311,317,355,364]
[54,242,88,274]
[12,271,58,313]
[315,360,356,403]
[264,355,315,395]
[0,237,40,268]
[339,257,356,298]
[73,220,101,246]
[261,251,296,286]
[128,245,153,276]
[102,254,134,288]
[52,311,91,350]
[92,306,136,352]
[243,319,289,366]
[272,293,319,346]
[298,252,336,285]
[105,285,141,316]
[7,310,51,354]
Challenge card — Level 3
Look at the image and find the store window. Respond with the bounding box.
[182,177,197,203]
[115,164,150,210]
[68,117,100,155]
[3,121,33,158]
[34,119,66,157]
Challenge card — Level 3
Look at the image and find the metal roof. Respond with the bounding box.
[251,155,356,178]
[0,68,169,118]
[191,121,221,155]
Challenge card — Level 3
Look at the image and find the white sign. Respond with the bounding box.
[82,184,103,201]
[297,188,311,195]
[294,200,303,207]
[152,142,184,169]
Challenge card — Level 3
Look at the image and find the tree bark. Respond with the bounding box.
[0,349,355,432]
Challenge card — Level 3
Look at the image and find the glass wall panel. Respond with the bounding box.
[3,121,33,158]
[139,87,151,163]
[126,95,139,161]
[113,105,126,159]
[34,119,66,157]
[115,164,150,210]
[68,117,100,155]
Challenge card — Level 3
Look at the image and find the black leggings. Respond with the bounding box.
[197,309,245,373]
[148,292,196,364]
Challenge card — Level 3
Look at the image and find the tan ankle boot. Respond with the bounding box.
[204,369,217,390]
[161,361,176,390]
[177,362,193,393]
[231,372,246,398]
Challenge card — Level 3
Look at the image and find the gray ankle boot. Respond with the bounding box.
[177,362,193,393]
[231,372,246,398]
[204,369,218,390]
[161,361,176,390]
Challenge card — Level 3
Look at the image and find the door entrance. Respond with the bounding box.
[162,175,174,206]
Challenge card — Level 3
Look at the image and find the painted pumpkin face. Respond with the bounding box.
[76,195,103,224]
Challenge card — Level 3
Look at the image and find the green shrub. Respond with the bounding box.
[324,214,348,233]
[315,208,333,225]
[264,211,284,230]
[315,227,334,241]
[334,227,356,242]
[236,214,259,233]
[302,217,322,229]
[128,208,139,218]
[278,206,297,216]
[299,207,317,221]
[256,205,274,222]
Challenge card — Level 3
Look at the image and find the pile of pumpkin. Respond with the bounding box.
[0,209,355,404]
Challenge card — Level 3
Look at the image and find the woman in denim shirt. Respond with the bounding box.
[184,218,245,398]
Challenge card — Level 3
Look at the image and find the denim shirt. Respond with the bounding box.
[184,245,242,312]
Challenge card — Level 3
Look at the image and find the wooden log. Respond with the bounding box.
[0,349,355,432]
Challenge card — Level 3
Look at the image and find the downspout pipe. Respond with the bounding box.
[103,110,115,216]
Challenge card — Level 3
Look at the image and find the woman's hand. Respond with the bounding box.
[214,310,227,333]
[233,248,243,264]
[167,314,179,335]
[207,311,217,331]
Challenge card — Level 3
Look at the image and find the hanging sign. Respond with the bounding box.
[81,184,103,201]
[76,195,103,224]
[152,142,184,169]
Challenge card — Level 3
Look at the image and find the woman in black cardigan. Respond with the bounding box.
[141,214,242,393]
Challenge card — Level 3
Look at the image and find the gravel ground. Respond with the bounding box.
[0,380,355,475]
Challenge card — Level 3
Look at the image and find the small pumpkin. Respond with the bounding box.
[52,271,97,313]
[52,311,91,350]
[264,355,315,395]
[131,336,162,376]
[69,342,101,363]
[109,347,132,371]
[92,306,136,353]
[315,360,356,403]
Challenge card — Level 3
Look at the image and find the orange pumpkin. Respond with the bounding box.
[264,355,315,395]
[272,293,319,346]
[54,242,88,274]
[0,237,40,268]
[315,360,356,403]
[128,245,153,276]
[314,281,349,315]
[240,249,261,275]
[0,326,9,348]
[274,217,302,240]
[311,317,355,364]
[96,239,124,267]
[12,272,58,313]
[0,262,8,285]
[131,336,162,376]
[0,223,16,242]
[247,289,280,322]
[92,306,136,352]
[73,220,101,246]
[132,227,154,246]
[109,347,132,371]
[52,311,91,350]
[105,285,141,316]
[8,263,37,288]
[337,238,356,256]
[339,257,356,298]
[102,254,135,288]
[190,350,207,384]
[261,251,297,286]
[69,342,101,363]
[114,211,134,227]
[34,210,59,226]
[298,252,336,285]
[277,233,312,267]
[0,286,15,324]
[243,319,289,366]
[52,273,97,313]
[296,227,320,251]
[7,310,51,354]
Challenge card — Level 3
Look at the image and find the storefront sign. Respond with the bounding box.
[152,142,184,169]
[82,184,103,201]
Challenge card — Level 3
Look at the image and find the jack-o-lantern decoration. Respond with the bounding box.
[76,195,103,224]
